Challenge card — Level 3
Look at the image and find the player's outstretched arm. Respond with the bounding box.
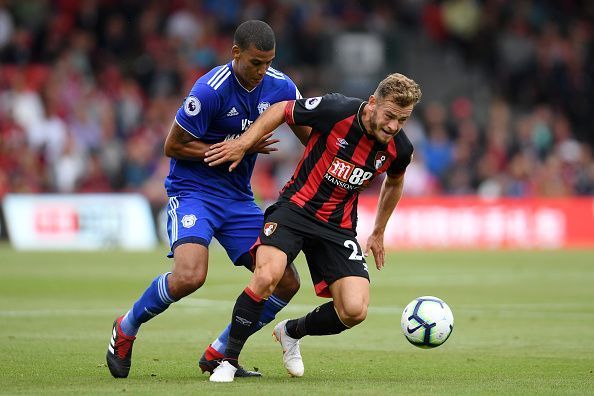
[205,101,288,171]
[365,173,405,270]
[164,122,210,161]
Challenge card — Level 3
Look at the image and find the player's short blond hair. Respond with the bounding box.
[374,73,422,107]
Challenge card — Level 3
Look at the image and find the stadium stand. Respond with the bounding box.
[1,0,593,214]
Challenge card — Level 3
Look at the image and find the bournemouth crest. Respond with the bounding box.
[263,222,277,236]
[375,152,387,170]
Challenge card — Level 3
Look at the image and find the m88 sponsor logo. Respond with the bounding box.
[325,157,373,189]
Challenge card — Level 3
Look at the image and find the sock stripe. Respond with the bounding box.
[158,272,175,304]
[211,339,224,353]
[244,287,263,302]
[268,295,287,309]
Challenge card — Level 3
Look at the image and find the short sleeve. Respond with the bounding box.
[174,83,221,139]
[387,131,414,176]
[284,93,352,134]
[280,73,303,101]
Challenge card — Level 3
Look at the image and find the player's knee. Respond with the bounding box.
[253,271,279,295]
[338,302,368,327]
[252,247,288,297]
[274,265,301,300]
[185,273,206,290]
[169,270,206,298]
[252,267,286,298]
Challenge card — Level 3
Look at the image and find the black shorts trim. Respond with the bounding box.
[234,251,255,269]
[167,236,209,258]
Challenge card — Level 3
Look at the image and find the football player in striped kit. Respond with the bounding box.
[106,20,310,379]
[204,73,422,382]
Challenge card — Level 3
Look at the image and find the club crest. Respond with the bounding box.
[257,101,270,114]
[263,222,277,236]
[375,152,387,170]
[181,214,197,228]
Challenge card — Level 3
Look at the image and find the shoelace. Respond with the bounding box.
[286,340,301,358]
[282,331,301,358]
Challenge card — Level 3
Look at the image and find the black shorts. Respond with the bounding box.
[251,203,369,298]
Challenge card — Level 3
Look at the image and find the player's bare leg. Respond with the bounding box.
[168,244,209,299]
[248,245,289,298]
[270,262,300,301]
[328,276,369,328]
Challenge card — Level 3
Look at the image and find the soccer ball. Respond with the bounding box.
[401,296,454,348]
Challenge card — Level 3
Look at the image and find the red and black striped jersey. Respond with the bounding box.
[280,93,414,234]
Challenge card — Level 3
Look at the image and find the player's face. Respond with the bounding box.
[232,44,275,90]
[368,95,414,144]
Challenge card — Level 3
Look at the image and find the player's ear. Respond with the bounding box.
[232,45,241,60]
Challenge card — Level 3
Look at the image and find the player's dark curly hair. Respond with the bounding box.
[234,20,276,51]
[375,73,422,107]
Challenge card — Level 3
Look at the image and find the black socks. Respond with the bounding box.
[285,301,349,339]
[225,288,265,360]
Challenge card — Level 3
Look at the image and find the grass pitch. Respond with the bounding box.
[0,244,593,395]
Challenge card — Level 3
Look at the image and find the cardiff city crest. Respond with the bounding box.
[257,101,270,114]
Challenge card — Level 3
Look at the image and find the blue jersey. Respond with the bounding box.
[165,62,301,201]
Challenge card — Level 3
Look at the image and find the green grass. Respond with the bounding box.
[0,244,593,395]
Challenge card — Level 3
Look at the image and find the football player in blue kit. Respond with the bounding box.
[106,20,310,379]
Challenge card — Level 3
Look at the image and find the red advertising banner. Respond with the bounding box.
[356,197,594,249]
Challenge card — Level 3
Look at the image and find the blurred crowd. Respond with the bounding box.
[1,0,593,212]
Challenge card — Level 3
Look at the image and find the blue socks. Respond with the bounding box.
[257,294,287,329]
[211,294,288,355]
[118,271,289,355]
[120,272,176,336]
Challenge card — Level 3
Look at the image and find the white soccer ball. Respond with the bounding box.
[401,296,454,348]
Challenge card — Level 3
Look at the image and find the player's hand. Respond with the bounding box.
[364,231,385,270]
[247,132,279,155]
[204,139,248,172]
